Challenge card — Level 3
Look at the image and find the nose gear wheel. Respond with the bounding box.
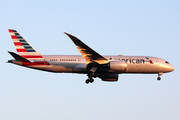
[157,76,161,80]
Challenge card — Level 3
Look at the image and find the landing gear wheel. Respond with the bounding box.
[157,77,161,81]
[89,79,94,83]
[85,79,90,84]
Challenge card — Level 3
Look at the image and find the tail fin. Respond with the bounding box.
[8,29,44,60]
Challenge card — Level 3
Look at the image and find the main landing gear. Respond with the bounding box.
[85,74,98,84]
[85,78,94,84]
[157,72,163,81]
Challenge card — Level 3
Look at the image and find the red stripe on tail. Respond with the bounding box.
[11,35,18,39]
[14,42,22,46]
[17,49,27,52]
[8,29,13,33]
[21,55,43,58]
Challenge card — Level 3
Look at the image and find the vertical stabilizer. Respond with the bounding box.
[8,29,44,61]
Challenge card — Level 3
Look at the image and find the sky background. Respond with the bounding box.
[1,0,180,120]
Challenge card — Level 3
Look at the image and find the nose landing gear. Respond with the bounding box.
[157,76,161,80]
[157,72,163,81]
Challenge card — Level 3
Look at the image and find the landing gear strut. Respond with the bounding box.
[157,72,163,81]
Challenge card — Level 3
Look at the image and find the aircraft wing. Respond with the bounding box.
[64,32,108,65]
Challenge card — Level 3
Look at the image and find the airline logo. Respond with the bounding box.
[8,29,43,60]
[9,29,36,52]
[145,57,153,64]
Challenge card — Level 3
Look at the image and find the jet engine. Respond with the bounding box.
[109,61,127,72]
[99,74,118,81]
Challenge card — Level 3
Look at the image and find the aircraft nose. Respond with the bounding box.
[170,65,175,71]
[168,64,175,72]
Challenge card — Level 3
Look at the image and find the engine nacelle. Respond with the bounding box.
[109,61,127,72]
[99,74,118,81]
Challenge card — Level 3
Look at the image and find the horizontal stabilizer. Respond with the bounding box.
[8,51,30,62]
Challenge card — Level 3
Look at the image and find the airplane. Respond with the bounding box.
[7,29,174,84]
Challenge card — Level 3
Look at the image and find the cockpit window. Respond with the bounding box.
[165,61,169,64]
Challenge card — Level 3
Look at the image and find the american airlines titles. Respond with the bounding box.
[110,57,152,64]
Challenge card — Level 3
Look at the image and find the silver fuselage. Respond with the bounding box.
[11,55,174,74]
